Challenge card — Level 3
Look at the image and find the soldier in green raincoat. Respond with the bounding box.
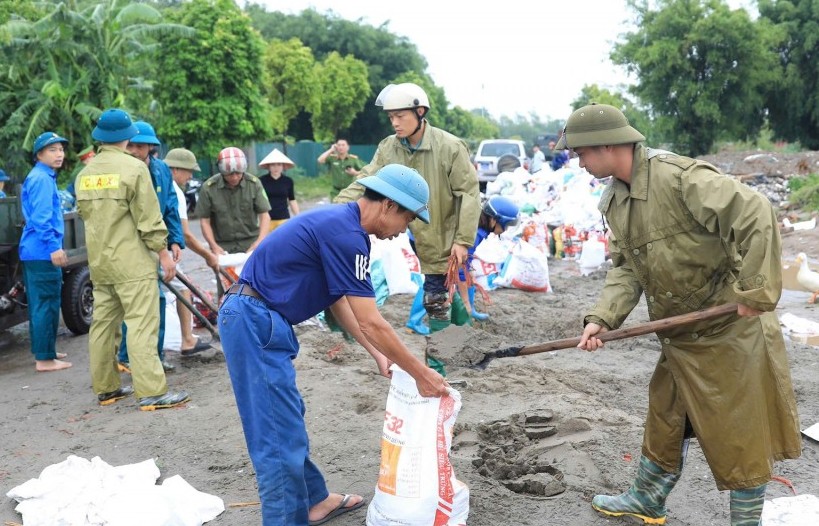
[564,104,801,526]
[335,83,481,339]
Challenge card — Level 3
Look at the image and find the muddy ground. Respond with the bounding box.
[2,158,819,525]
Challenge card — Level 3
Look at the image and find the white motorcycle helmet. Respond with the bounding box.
[375,83,430,112]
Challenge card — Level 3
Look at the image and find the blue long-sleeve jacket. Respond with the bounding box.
[149,157,185,249]
[20,162,64,261]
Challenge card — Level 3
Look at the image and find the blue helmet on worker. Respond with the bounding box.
[483,195,520,228]
[356,164,430,224]
[32,131,68,161]
[130,121,161,145]
[92,108,139,143]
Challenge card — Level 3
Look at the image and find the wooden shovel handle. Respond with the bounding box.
[518,303,739,356]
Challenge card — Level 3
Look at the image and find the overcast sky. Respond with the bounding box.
[252,0,755,121]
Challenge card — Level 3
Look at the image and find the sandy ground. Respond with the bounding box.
[2,211,819,526]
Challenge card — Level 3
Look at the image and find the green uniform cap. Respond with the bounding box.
[555,103,645,150]
[164,148,201,171]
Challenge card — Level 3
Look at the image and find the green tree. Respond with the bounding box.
[245,5,428,143]
[570,84,670,146]
[447,107,498,146]
[388,71,497,143]
[153,0,272,161]
[0,0,43,24]
[310,51,371,142]
[262,38,318,138]
[0,0,190,182]
[758,0,819,150]
[495,113,563,149]
[613,0,779,156]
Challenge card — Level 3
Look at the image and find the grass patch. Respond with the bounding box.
[291,170,333,201]
[788,173,819,212]
[714,127,803,154]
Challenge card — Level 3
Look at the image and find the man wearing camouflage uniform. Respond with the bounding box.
[567,103,801,526]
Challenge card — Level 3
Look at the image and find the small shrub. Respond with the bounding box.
[788,173,819,211]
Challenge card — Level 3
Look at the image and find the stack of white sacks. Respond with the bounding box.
[366,159,612,299]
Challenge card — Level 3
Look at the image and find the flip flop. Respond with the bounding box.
[180,339,212,356]
[308,494,366,526]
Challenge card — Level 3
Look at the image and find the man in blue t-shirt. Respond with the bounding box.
[218,164,449,526]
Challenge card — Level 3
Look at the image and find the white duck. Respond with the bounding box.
[795,252,819,304]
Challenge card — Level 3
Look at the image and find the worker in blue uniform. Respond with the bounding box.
[219,164,449,525]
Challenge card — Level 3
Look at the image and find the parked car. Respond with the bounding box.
[473,139,529,186]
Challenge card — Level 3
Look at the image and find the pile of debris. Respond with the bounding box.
[698,151,819,207]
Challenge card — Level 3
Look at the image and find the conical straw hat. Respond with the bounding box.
[258,148,295,169]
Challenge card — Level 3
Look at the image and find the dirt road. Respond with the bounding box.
[1,208,818,526]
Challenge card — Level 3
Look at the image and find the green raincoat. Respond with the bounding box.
[335,122,480,274]
[586,144,801,490]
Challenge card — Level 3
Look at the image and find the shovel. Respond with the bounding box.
[472,303,739,370]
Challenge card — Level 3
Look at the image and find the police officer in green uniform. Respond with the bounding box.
[75,108,190,411]
[198,147,271,254]
[565,104,801,526]
[317,138,365,200]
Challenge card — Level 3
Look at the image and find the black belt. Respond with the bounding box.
[225,283,264,301]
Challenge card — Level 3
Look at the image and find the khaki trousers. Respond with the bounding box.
[89,278,167,399]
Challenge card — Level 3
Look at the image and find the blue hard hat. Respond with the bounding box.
[483,195,520,228]
[130,121,161,145]
[0,169,9,182]
[357,164,430,224]
[92,109,139,143]
[32,131,68,157]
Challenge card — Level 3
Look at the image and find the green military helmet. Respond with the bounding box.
[164,148,201,171]
[554,103,645,150]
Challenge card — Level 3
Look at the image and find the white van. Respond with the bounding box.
[473,139,529,184]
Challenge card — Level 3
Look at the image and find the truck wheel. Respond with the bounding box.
[61,266,93,335]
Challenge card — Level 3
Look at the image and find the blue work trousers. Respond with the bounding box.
[219,294,329,525]
[118,280,165,363]
[22,260,62,361]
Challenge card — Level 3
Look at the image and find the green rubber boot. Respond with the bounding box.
[426,317,451,376]
[591,455,681,525]
[730,483,766,526]
[450,293,473,327]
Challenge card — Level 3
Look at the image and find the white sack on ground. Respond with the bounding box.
[779,312,819,336]
[218,252,250,271]
[164,290,183,352]
[494,240,552,293]
[760,494,819,525]
[6,455,224,526]
[369,232,420,296]
[578,238,607,276]
[367,366,468,526]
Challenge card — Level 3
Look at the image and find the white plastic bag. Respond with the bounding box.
[761,494,819,525]
[378,232,420,296]
[495,240,552,292]
[367,367,468,526]
[578,238,607,276]
[471,233,511,291]
[473,233,509,264]
[6,456,224,526]
[163,291,182,352]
